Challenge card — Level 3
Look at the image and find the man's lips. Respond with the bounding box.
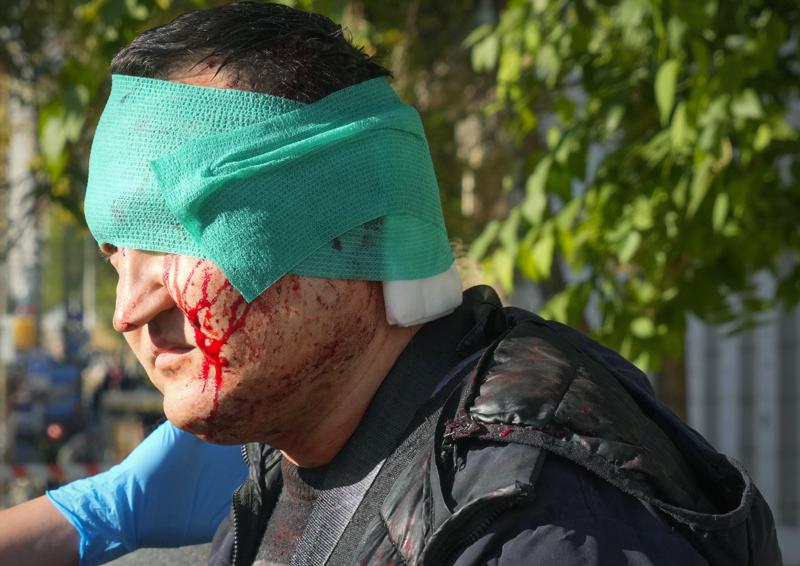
[155,346,194,355]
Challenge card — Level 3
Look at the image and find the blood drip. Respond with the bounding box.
[164,256,251,422]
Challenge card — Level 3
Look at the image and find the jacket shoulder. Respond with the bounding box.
[441,316,781,566]
[446,318,713,512]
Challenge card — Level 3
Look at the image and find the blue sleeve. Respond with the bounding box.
[448,456,708,566]
[47,421,248,566]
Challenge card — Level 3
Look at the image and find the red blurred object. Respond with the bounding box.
[46,422,65,441]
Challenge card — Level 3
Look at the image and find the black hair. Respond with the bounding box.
[110,1,391,102]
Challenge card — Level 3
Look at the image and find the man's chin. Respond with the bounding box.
[164,405,245,445]
[184,427,236,444]
[163,398,211,434]
[192,429,249,445]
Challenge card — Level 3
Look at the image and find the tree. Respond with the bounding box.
[468,0,800,370]
[1,0,228,219]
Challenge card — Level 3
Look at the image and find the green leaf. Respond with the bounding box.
[655,58,681,125]
[555,197,582,231]
[640,130,671,164]
[731,89,764,120]
[40,117,69,178]
[521,157,552,224]
[498,208,521,254]
[546,127,561,149]
[472,34,500,71]
[662,287,679,302]
[554,199,582,262]
[125,0,149,20]
[518,225,555,281]
[605,104,625,134]
[531,229,556,280]
[753,124,771,151]
[712,192,729,232]
[541,290,569,322]
[631,197,654,230]
[523,22,541,51]
[634,281,658,303]
[490,248,515,291]
[771,120,797,141]
[463,24,493,47]
[664,210,680,238]
[469,220,501,260]
[670,101,689,149]
[631,317,656,339]
[537,44,561,85]
[688,160,712,217]
[38,84,89,178]
[698,123,719,151]
[698,95,729,127]
[667,16,688,54]
[632,351,652,372]
[555,129,580,165]
[618,231,642,263]
[498,46,522,84]
[617,0,648,28]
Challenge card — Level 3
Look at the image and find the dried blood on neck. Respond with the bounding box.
[164,256,251,422]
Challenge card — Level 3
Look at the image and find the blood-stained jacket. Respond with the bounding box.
[210,286,782,566]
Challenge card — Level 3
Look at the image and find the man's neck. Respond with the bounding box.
[277,320,421,468]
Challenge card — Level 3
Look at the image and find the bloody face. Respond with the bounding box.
[106,246,382,444]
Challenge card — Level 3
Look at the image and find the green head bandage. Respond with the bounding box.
[85,75,454,302]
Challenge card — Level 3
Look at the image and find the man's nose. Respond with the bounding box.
[113,250,175,333]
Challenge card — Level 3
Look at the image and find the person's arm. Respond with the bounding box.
[45,420,248,565]
[0,495,79,566]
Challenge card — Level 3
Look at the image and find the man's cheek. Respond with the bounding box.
[122,331,147,367]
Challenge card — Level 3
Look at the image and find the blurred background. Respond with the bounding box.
[0,0,798,561]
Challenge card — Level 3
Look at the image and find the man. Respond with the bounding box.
[0,2,783,565]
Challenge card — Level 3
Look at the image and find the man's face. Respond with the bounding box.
[105,245,382,444]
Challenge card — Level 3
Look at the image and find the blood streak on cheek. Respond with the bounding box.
[166,258,252,422]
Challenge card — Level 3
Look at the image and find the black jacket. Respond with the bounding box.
[209,286,782,566]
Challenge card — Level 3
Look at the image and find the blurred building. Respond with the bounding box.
[687,274,800,565]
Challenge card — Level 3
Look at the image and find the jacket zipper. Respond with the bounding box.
[425,499,520,565]
[458,502,513,547]
[230,443,250,566]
